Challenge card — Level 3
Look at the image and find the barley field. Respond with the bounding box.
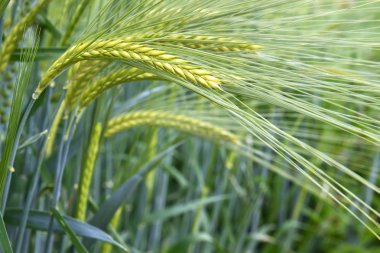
[0,0,379,252]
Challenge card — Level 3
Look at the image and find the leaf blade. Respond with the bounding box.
[4,209,126,251]
[51,208,89,253]
[0,212,13,253]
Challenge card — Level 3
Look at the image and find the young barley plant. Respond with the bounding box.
[0,0,380,252]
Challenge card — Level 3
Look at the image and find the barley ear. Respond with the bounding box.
[79,67,159,109]
[45,101,66,157]
[146,129,158,201]
[0,0,51,72]
[140,34,262,52]
[105,111,239,145]
[76,122,102,221]
[65,60,109,111]
[33,40,221,98]
[225,149,237,170]
[100,207,123,253]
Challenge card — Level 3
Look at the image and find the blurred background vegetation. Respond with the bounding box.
[0,0,379,252]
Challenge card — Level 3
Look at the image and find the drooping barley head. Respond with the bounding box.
[105,110,239,144]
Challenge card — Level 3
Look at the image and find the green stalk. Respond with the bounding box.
[44,117,68,253]
[0,0,10,17]
[14,139,47,253]
[14,90,57,253]
[0,210,13,253]
[44,114,76,253]
[1,171,13,212]
[0,15,4,48]
[0,34,38,205]
[0,99,35,206]
[60,0,91,46]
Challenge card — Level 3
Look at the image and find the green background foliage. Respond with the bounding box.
[0,0,379,252]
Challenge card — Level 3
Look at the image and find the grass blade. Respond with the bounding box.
[0,0,10,17]
[10,48,66,62]
[3,208,126,251]
[51,208,89,253]
[17,129,48,151]
[143,195,229,224]
[0,211,13,253]
[89,141,182,230]
[0,33,38,204]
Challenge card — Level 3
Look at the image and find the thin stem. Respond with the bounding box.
[44,117,68,253]
[1,172,13,213]
[10,0,21,25]
[15,139,47,253]
[0,98,35,208]
[363,152,380,215]
[0,15,4,48]
[44,113,76,253]
[52,124,75,208]
[0,1,10,18]
[15,90,57,253]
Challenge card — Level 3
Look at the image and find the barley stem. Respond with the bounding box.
[15,89,57,253]
[45,113,76,253]
[60,0,91,46]
[0,15,4,49]
[101,207,122,253]
[0,98,35,204]
[45,100,66,157]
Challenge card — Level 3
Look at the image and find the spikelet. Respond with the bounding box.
[33,39,221,98]
[137,34,262,52]
[100,207,123,253]
[0,0,51,72]
[225,149,237,170]
[146,129,158,201]
[79,67,159,109]
[105,111,239,144]
[76,123,102,221]
[65,60,109,111]
[45,60,107,156]
[78,40,221,89]
[45,101,66,157]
